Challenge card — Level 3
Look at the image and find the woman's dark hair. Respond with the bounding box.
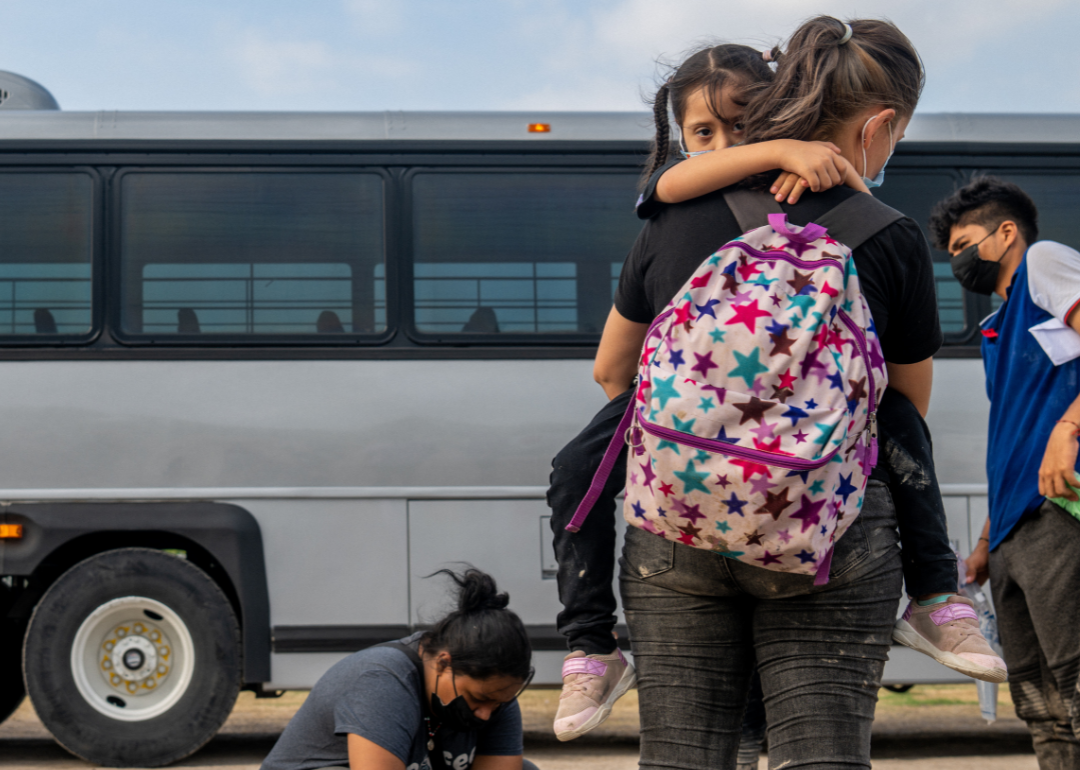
[927,175,1039,251]
[419,568,532,681]
[741,16,924,145]
[643,43,774,187]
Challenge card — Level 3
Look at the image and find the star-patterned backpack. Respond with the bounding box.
[567,191,903,584]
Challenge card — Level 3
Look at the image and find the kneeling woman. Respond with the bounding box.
[262,570,535,770]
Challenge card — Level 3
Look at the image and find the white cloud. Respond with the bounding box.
[342,0,403,36]
[233,31,337,96]
[487,0,1078,113]
[228,28,419,101]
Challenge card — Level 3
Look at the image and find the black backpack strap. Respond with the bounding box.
[723,188,905,249]
[723,188,783,232]
[374,640,425,675]
[812,194,905,250]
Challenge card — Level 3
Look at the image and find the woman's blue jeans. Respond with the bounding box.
[620,481,903,770]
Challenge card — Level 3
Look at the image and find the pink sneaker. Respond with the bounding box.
[553,649,636,741]
[892,595,1007,683]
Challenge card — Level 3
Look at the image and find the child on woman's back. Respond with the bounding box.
[548,42,1003,744]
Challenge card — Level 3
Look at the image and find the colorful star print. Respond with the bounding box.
[728,349,770,388]
[725,299,772,333]
[652,374,681,409]
[675,461,711,495]
[620,213,885,580]
[791,494,827,532]
[733,396,776,425]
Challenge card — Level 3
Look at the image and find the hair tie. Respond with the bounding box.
[838,23,853,45]
[762,49,773,62]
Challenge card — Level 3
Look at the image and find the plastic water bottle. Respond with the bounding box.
[956,550,1002,723]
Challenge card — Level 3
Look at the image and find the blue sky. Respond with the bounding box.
[2,0,1077,114]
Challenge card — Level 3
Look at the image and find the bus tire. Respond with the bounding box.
[23,547,242,767]
[0,618,26,725]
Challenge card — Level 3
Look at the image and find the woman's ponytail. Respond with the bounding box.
[420,568,531,681]
[742,16,923,146]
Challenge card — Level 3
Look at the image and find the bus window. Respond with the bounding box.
[409,171,641,338]
[118,171,385,339]
[872,170,966,339]
[0,172,94,338]
[980,172,1080,249]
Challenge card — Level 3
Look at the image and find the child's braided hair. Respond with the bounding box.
[643,44,774,189]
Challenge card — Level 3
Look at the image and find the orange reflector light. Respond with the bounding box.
[0,523,23,539]
[527,123,551,133]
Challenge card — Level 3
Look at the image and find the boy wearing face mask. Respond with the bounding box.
[930,176,1080,768]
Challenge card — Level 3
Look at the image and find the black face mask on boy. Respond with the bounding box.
[430,671,490,733]
[950,224,1004,296]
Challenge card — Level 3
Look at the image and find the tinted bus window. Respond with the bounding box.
[0,172,94,337]
[410,172,641,337]
[118,172,385,338]
[873,171,964,336]
[983,172,1080,248]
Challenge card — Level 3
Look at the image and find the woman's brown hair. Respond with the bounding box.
[741,16,924,145]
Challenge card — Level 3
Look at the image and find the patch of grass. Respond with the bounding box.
[877,683,1013,710]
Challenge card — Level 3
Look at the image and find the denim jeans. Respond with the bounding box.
[620,481,903,770]
[990,500,1080,770]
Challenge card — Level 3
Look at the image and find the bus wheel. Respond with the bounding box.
[0,618,26,724]
[23,548,241,767]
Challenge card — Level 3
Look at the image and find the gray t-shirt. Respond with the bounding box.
[261,634,523,770]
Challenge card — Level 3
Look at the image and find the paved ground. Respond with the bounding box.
[1,684,1037,769]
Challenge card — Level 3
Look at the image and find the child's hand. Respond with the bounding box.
[770,141,866,204]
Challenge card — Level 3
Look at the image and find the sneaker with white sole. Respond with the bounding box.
[892,595,1007,683]
[553,648,636,741]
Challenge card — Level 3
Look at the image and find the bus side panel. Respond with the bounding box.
[0,359,606,490]
[251,498,409,623]
[926,359,991,485]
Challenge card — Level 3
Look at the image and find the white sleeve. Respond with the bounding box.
[1027,240,1080,323]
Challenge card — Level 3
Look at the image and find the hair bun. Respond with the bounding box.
[438,568,511,614]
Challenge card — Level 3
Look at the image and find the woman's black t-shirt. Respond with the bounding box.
[615,184,943,366]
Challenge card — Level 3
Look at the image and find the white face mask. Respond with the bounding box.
[860,115,895,189]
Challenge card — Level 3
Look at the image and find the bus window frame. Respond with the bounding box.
[401,165,644,347]
[0,166,103,348]
[107,165,397,347]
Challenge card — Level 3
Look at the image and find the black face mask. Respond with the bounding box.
[950,226,1003,296]
[430,671,490,733]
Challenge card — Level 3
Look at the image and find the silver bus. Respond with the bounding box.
[0,71,1077,764]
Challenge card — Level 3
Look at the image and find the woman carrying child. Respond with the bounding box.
[549,16,1004,769]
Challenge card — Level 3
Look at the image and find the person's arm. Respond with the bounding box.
[347,733,406,770]
[594,306,649,400]
[654,139,858,205]
[884,358,933,418]
[472,756,523,770]
[964,518,991,585]
[1039,391,1080,501]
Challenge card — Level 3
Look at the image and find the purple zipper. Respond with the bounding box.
[836,310,876,414]
[837,309,879,465]
[636,409,841,470]
[727,242,843,272]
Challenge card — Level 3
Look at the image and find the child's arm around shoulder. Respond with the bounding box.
[654,139,866,205]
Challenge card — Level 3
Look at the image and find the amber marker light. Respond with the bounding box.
[527,123,551,133]
[0,523,23,539]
